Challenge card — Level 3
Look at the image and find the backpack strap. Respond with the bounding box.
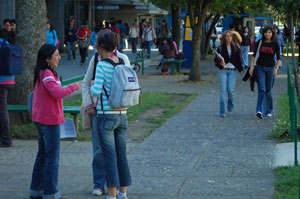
[92,53,99,80]
[101,57,125,104]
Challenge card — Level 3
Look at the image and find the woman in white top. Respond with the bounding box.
[129,23,138,53]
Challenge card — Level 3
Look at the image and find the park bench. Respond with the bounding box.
[8,75,84,133]
[162,58,187,74]
[7,105,81,133]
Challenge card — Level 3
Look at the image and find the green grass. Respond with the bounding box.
[11,92,197,141]
[270,94,292,142]
[275,166,300,199]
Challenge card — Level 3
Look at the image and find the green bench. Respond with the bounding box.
[8,75,84,134]
[7,105,81,133]
[162,58,187,74]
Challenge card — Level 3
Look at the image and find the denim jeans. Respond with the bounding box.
[30,122,61,199]
[240,45,250,67]
[96,113,131,187]
[0,85,12,146]
[256,65,274,115]
[145,40,153,57]
[91,114,106,190]
[131,38,137,53]
[219,69,237,117]
[66,41,76,60]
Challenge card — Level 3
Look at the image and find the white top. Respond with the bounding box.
[129,27,138,38]
[224,49,235,69]
[142,27,156,41]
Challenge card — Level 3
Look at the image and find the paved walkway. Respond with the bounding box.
[0,51,289,198]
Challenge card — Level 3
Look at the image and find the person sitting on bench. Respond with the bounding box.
[159,38,176,75]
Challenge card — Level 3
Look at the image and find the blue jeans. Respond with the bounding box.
[91,114,106,190]
[66,41,76,60]
[30,122,61,199]
[96,113,131,187]
[145,40,153,57]
[256,65,274,115]
[219,69,237,117]
[240,45,250,67]
[131,38,137,53]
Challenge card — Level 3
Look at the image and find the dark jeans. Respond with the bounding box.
[131,38,137,53]
[79,47,87,64]
[30,122,61,199]
[66,41,76,60]
[0,84,12,146]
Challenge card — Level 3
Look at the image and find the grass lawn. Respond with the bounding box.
[270,94,293,142]
[275,166,300,199]
[11,92,197,141]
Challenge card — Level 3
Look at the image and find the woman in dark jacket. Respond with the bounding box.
[159,38,175,74]
[215,30,243,118]
[249,26,281,118]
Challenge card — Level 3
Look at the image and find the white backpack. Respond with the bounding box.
[102,58,141,109]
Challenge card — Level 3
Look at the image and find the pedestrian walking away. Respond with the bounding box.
[82,37,130,196]
[90,29,131,199]
[29,44,80,199]
[215,30,243,118]
[77,22,91,65]
[46,21,58,47]
[249,26,281,119]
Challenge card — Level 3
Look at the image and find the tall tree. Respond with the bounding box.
[266,0,300,97]
[8,0,47,124]
[188,0,214,81]
[146,0,185,48]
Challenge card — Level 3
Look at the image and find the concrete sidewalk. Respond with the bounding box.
[0,54,289,199]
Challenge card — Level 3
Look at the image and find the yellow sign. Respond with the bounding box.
[184,16,198,41]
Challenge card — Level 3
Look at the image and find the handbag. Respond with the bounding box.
[253,40,262,67]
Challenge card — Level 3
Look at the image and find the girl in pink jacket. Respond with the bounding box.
[29,44,80,199]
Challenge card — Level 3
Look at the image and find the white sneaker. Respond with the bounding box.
[92,189,103,196]
[266,113,272,117]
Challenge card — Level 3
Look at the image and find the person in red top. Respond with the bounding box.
[29,44,80,199]
[77,21,91,65]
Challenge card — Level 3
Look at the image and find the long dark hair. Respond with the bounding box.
[262,26,277,42]
[167,38,175,51]
[34,44,57,86]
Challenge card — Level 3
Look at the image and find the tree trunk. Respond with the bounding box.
[201,13,221,59]
[8,0,47,125]
[171,4,181,49]
[289,14,300,98]
[189,25,202,81]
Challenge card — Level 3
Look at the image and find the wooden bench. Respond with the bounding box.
[162,58,187,74]
[8,105,81,133]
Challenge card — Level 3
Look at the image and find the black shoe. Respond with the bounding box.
[0,142,12,147]
[30,196,42,199]
[256,111,263,119]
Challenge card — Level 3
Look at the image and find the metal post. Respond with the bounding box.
[142,49,144,75]
[286,40,289,56]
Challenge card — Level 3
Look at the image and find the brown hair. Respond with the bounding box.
[220,30,232,46]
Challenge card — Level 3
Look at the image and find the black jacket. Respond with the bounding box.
[242,67,258,92]
[214,44,243,72]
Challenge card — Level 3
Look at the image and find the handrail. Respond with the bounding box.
[287,63,300,166]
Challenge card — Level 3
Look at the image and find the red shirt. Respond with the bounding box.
[109,26,120,34]
[32,69,79,125]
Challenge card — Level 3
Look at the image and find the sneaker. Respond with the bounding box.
[256,111,263,119]
[92,189,103,196]
[0,142,12,147]
[30,196,42,199]
[266,113,272,117]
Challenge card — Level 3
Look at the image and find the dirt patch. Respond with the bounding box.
[127,107,168,142]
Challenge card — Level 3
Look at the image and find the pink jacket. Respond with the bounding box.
[32,69,79,125]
